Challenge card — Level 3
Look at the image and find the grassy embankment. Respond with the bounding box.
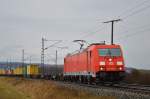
[125,69,150,85]
[0,78,29,99]
[0,77,116,99]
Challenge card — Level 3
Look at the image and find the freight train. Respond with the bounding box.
[0,43,126,84]
[0,64,40,78]
[0,64,63,79]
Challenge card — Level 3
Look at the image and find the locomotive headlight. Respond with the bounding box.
[99,61,105,65]
[117,61,123,65]
[100,67,103,70]
[119,67,122,70]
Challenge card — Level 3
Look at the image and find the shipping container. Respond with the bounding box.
[0,69,5,75]
[4,69,13,75]
[13,66,23,76]
[27,64,40,78]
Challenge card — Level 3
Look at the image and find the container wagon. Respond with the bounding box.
[27,64,40,78]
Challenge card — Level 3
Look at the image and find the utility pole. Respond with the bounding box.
[6,59,8,71]
[41,37,45,76]
[22,49,25,77]
[9,58,11,72]
[30,56,32,65]
[103,19,121,45]
[41,37,62,77]
[22,49,24,67]
[54,46,68,74]
[55,50,58,73]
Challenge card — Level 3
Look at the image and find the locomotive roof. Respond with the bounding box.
[66,43,120,57]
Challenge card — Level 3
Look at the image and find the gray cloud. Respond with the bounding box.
[0,0,149,69]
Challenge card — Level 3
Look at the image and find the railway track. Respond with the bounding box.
[74,83,150,95]
[112,83,150,95]
[54,81,150,98]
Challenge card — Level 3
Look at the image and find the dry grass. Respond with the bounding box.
[0,78,29,99]
[0,77,116,99]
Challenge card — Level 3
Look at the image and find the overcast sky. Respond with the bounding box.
[0,0,150,69]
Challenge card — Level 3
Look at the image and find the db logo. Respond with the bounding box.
[109,62,114,65]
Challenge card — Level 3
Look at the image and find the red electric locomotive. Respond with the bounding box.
[64,43,125,83]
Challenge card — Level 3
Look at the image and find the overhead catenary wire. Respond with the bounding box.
[118,0,150,18]
[78,0,150,44]
[117,23,150,35]
[67,24,107,52]
[115,0,150,28]
[66,22,107,51]
[111,0,150,41]
[80,24,106,40]
[122,4,150,19]
[116,27,150,41]
[66,0,150,52]
[78,19,107,38]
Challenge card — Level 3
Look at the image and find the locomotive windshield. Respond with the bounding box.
[99,48,121,56]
